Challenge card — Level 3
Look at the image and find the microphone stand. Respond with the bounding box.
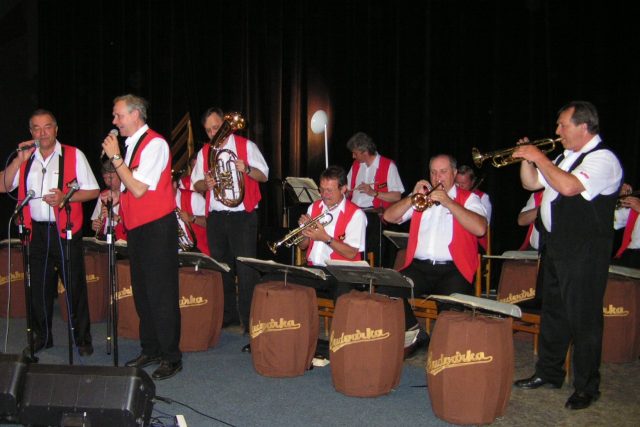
[63,204,74,365]
[17,212,38,363]
[105,199,119,366]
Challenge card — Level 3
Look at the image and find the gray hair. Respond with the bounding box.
[114,94,149,122]
[346,132,377,155]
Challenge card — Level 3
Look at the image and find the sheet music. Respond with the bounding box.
[609,264,640,280]
[237,256,327,280]
[383,230,409,249]
[179,251,230,273]
[285,177,321,204]
[483,250,539,260]
[325,260,412,288]
[428,293,522,318]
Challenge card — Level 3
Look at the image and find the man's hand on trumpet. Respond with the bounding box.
[512,137,547,164]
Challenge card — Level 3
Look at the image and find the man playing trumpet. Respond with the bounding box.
[381,154,487,354]
[91,159,126,241]
[512,101,623,410]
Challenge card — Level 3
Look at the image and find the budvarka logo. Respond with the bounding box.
[179,295,208,308]
[329,328,390,352]
[0,272,25,286]
[603,304,629,317]
[499,288,535,304]
[427,350,493,375]
[250,318,301,338]
[86,274,100,283]
[116,287,133,300]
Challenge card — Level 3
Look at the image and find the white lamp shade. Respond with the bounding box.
[310,110,328,134]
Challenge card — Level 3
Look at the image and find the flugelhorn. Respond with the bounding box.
[176,208,198,252]
[208,112,246,207]
[472,138,561,168]
[411,182,444,212]
[268,208,335,254]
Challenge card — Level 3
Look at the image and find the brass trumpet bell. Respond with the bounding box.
[411,182,444,212]
[472,138,561,168]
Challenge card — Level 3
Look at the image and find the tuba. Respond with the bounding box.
[208,112,246,207]
[176,208,198,252]
[471,138,561,168]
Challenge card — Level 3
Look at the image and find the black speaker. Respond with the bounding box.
[19,364,155,427]
[0,353,27,422]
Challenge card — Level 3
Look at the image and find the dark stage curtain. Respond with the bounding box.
[1,0,639,255]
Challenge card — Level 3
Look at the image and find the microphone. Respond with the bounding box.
[17,140,40,152]
[13,190,36,216]
[58,182,80,209]
[100,129,119,159]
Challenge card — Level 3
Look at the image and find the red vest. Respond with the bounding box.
[202,135,261,213]
[473,189,489,251]
[519,190,543,251]
[349,155,394,209]
[615,210,639,258]
[179,187,210,255]
[120,129,176,230]
[18,145,83,237]
[306,199,362,265]
[401,189,478,283]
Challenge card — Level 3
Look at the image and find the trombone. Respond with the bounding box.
[268,209,335,254]
[471,138,562,168]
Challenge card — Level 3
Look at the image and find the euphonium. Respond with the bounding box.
[411,182,444,212]
[208,112,246,207]
[472,138,562,168]
[176,208,198,252]
[267,208,336,254]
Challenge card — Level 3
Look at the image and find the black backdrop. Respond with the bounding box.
[1,0,639,255]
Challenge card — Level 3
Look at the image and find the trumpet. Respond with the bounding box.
[472,138,561,168]
[268,209,335,254]
[411,182,444,212]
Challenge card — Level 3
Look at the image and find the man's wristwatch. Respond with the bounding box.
[326,237,333,245]
[111,154,122,162]
[246,165,252,175]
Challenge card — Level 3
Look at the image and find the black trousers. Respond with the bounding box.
[379,259,472,330]
[29,222,91,346]
[535,244,609,394]
[207,210,259,332]
[128,213,181,363]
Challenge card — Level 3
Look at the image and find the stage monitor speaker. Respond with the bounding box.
[19,364,155,427]
[0,353,27,422]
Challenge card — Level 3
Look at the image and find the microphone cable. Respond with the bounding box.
[153,395,236,426]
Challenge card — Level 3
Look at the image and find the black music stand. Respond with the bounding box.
[325,261,412,294]
[178,251,230,273]
[383,230,409,250]
[285,177,321,205]
[237,256,327,285]
[427,293,522,319]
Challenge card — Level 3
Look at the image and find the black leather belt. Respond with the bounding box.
[420,258,454,265]
[32,221,56,226]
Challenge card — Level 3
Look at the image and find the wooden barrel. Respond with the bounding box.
[0,245,26,318]
[59,250,110,323]
[250,281,318,377]
[427,310,513,425]
[602,274,640,363]
[330,290,404,397]
[178,268,224,351]
[116,261,224,351]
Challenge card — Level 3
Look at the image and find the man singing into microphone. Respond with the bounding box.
[0,109,99,356]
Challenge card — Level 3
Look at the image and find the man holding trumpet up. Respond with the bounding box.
[512,101,622,410]
[381,154,487,352]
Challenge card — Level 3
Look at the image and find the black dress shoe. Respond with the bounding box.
[78,343,94,357]
[241,343,251,353]
[125,353,162,368]
[565,391,599,410]
[152,360,183,380]
[514,374,562,389]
